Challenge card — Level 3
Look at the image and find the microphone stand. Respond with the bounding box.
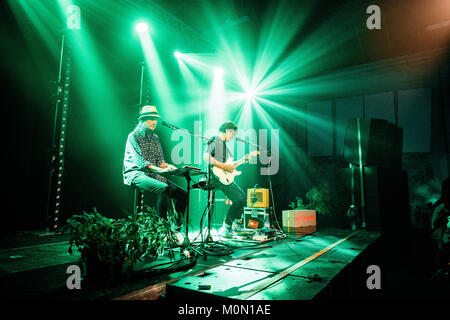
[161,123,214,247]
[235,137,280,231]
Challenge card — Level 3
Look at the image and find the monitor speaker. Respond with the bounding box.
[339,166,410,235]
[343,118,402,169]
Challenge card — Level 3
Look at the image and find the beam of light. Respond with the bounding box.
[137,29,178,121]
[175,52,211,118]
[175,52,218,74]
[135,21,148,33]
[233,98,253,132]
[8,0,61,60]
[214,67,224,77]
[46,0,126,156]
[245,88,257,100]
[206,65,226,132]
[255,11,359,96]
[251,0,314,91]
[174,50,182,59]
[246,98,317,186]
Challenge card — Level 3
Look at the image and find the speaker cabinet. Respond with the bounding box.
[343,118,403,169]
[339,166,410,235]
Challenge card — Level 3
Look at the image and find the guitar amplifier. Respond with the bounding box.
[243,207,271,230]
[247,188,269,208]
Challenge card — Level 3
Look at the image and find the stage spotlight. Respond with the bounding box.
[174,51,182,59]
[214,67,224,77]
[135,22,148,33]
[246,88,256,99]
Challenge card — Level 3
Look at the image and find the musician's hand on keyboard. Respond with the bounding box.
[159,162,169,169]
[167,164,177,171]
[148,165,169,173]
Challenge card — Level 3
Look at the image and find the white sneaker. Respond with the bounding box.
[218,223,234,238]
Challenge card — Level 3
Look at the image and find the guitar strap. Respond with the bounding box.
[223,140,232,162]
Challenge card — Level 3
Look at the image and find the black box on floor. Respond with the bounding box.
[243,207,271,229]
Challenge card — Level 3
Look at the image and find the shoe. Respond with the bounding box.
[218,223,234,238]
[232,219,244,232]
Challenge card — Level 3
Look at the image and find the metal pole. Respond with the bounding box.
[357,118,367,229]
[45,33,65,230]
[139,61,145,105]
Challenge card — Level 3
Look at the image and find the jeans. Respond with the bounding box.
[211,176,246,225]
[131,171,187,223]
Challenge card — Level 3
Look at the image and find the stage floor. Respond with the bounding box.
[164,228,381,300]
[1,226,447,300]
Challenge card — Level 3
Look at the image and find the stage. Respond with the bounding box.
[0,227,382,300]
[2,224,449,301]
[163,228,382,300]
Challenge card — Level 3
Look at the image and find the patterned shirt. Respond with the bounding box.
[123,124,168,185]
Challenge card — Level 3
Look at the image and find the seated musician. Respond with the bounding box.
[204,121,247,238]
[123,105,188,225]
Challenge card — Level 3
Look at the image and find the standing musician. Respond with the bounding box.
[123,105,188,225]
[204,121,247,238]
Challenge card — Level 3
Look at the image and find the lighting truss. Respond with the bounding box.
[46,33,72,231]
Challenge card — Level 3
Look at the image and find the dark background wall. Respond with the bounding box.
[1,0,449,233]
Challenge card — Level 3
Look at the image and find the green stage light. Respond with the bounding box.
[174,51,182,59]
[214,67,224,77]
[135,22,148,33]
[246,88,256,100]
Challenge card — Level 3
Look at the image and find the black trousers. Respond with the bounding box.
[132,172,187,223]
[211,176,246,225]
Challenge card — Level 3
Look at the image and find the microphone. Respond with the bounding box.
[206,136,216,145]
[161,121,179,130]
[236,136,271,156]
[251,184,258,205]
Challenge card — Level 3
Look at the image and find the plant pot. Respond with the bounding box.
[84,251,124,287]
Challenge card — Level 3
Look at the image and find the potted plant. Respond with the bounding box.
[306,183,333,226]
[67,207,179,286]
[282,183,334,232]
[305,183,332,216]
[288,197,311,211]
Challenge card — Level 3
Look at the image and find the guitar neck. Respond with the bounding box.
[235,154,251,165]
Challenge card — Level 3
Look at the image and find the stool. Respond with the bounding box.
[131,186,144,217]
[130,185,176,218]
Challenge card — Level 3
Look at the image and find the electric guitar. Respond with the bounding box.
[212,151,260,185]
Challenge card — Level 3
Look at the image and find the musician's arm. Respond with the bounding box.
[150,136,176,171]
[153,136,170,170]
[126,134,154,171]
[147,163,167,173]
[204,153,235,172]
